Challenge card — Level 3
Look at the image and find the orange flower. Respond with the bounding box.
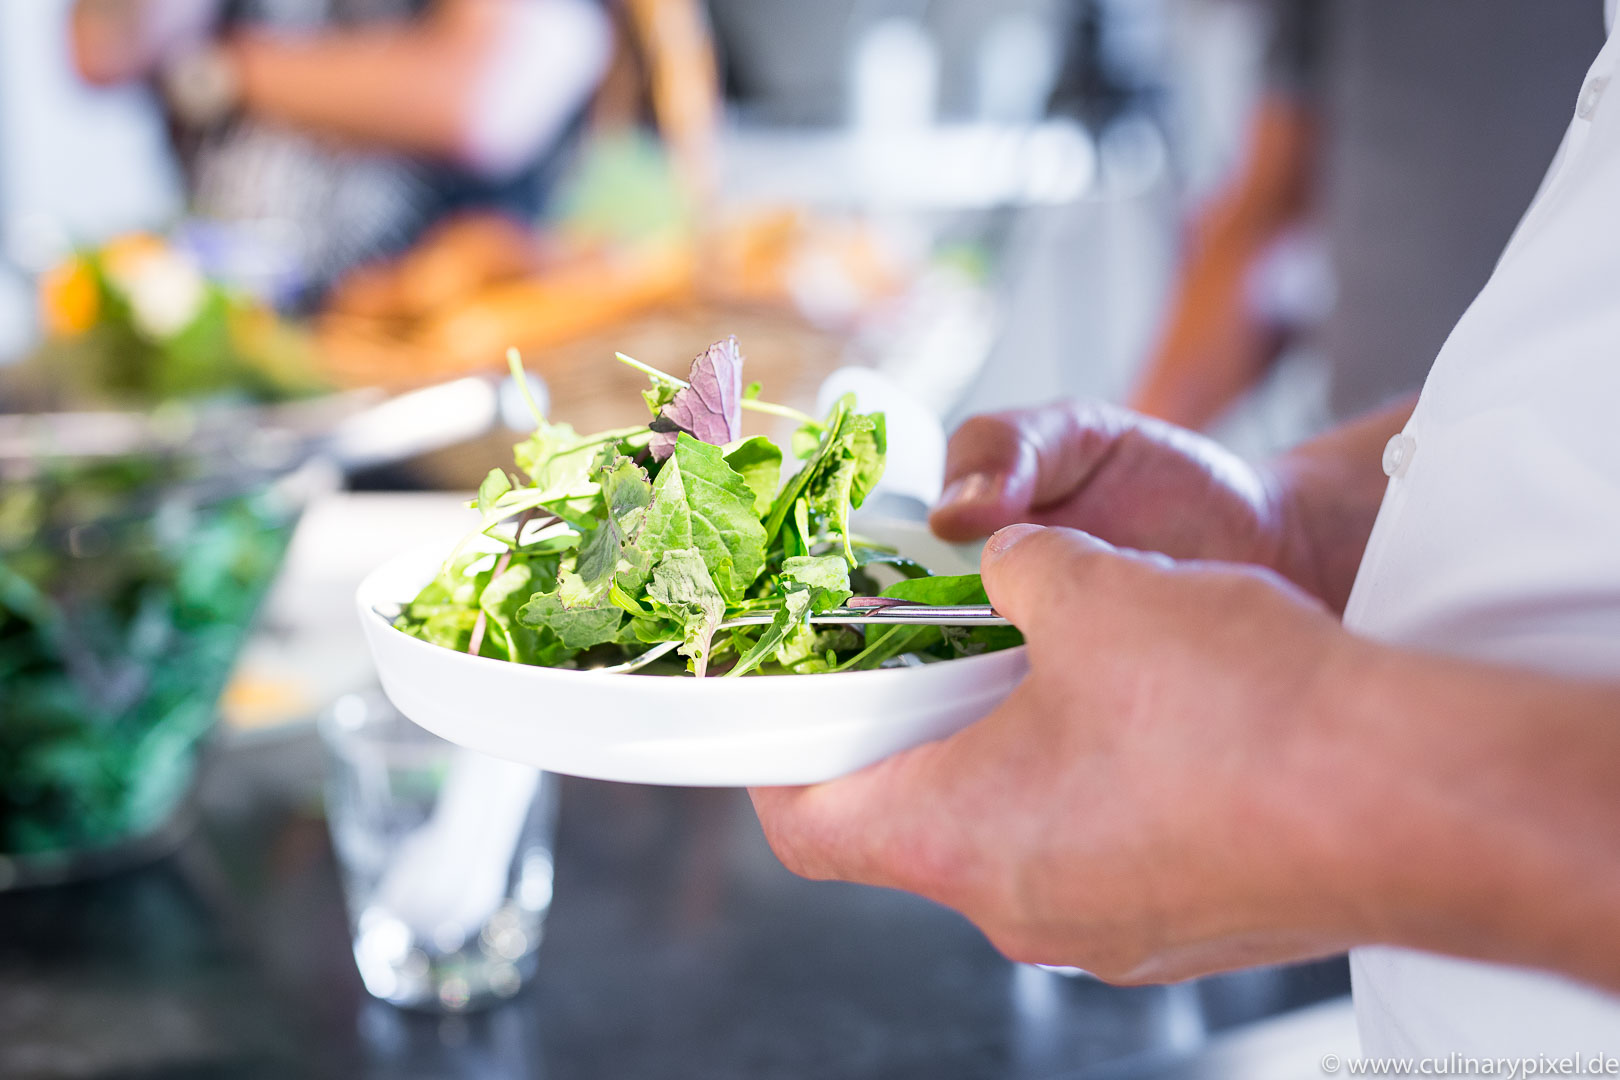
[39,257,99,337]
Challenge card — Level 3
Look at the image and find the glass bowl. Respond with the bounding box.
[0,439,309,885]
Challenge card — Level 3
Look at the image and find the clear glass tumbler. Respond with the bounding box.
[318,690,557,1012]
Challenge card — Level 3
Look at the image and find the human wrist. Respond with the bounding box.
[1261,400,1413,612]
[1304,645,1620,988]
[1254,452,1343,610]
[1281,638,1429,947]
[1239,630,1404,952]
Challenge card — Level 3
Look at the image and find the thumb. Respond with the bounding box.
[980,524,1121,648]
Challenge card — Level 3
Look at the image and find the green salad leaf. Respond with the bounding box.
[394,338,1023,676]
[518,590,623,653]
[646,548,727,676]
[638,435,766,599]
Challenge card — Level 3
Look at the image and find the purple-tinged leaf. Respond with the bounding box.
[843,596,918,609]
[649,337,744,461]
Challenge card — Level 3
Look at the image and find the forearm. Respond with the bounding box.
[1129,95,1318,430]
[1268,394,1415,613]
[1315,641,1620,991]
[228,0,606,174]
[71,0,489,154]
[228,22,487,163]
[1128,233,1288,430]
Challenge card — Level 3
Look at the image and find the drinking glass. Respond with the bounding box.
[319,690,557,1012]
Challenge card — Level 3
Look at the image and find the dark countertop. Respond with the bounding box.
[0,730,1347,1080]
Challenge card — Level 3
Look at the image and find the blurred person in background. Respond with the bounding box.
[1129,0,1603,432]
[70,0,613,306]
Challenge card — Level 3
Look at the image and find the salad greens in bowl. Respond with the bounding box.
[393,337,1021,678]
[360,337,1028,785]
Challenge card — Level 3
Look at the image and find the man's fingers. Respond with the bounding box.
[930,403,1131,541]
[749,740,958,894]
[749,756,903,885]
[927,412,1033,541]
[980,524,1126,649]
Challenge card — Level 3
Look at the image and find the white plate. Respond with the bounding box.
[356,520,1027,787]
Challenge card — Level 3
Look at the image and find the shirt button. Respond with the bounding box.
[1578,76,1608,120]
[1382,433,1416,478]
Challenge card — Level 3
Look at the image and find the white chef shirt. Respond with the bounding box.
[1344,0,1620,1059]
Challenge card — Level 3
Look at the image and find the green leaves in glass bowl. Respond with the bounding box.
[394,337,1021,676]
[0,454,298,856]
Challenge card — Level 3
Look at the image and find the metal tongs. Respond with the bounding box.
[599,598,1011,674]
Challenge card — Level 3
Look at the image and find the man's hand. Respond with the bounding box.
[752,523,1620,991]
[930,400,1290,563]
[930,399,1408,613]
[751,524,1372,982]
[753,402,1620,991]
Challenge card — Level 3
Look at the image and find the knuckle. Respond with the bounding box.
[1186,561,1292,619]
[1053,399,1117,455]
[948,413,1027,469]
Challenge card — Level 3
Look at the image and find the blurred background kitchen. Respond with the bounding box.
[0,1,1604,1077]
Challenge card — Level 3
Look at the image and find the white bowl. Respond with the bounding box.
[356,520,1027,787]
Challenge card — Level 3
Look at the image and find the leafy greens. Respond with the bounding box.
[394,337,1021,676]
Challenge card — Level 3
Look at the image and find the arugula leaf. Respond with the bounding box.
[790,498,811,560]
[447,422,628,563]
[764,397,849,551]
[476,469,513,516]
[504,422,648,523]
[480,561,566,664]
[879,573,988,606]
[637,435,766,599]
[789,422,821,461]
[649,336,744,461]
[407,552,496,621]
[849,412,886,507]
[725,557,852,678]
[781,555,853,610]
[405,607,480,652]
[771,621,823,672]
[517,590,624,652]
[726,591,811,678]
[724,436,782,517]
[401,562,490,652]
[513,420,596,491]
[765,396,887,564]
[565,456,653,604]
[813,410,886,562]
[646,548,726,676]
[817,454,861,563]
